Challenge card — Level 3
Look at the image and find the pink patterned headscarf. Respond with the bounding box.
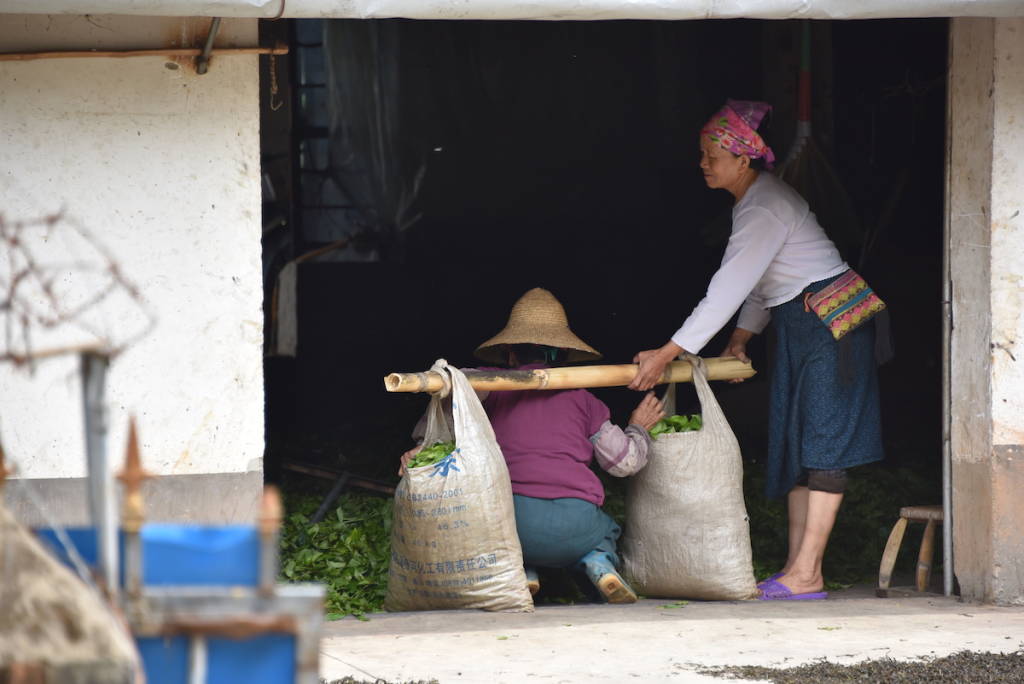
[701,99,776,170]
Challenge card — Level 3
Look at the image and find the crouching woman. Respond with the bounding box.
[402,288,663,603]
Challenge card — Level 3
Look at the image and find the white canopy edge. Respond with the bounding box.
[0,0,1022,20]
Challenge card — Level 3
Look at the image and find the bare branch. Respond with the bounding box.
[0,210,157,367]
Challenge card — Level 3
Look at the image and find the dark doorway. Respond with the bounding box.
[259,17,947,588]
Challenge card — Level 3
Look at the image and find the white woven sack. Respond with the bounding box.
[385,359,533,612]
[622,355,759,600]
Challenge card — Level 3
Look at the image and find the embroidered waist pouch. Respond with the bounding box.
[804,269,886,341]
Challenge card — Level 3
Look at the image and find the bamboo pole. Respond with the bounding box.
[384,357,755,394]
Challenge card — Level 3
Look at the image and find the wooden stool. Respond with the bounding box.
[877,504,943,597]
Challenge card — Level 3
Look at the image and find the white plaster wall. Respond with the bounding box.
[990,18,1024,448]
[0,17,264,481]
[948,17,994,466]
[0,14,256,52]
[949,17,1024,604]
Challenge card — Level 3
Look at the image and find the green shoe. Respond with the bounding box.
[580,551,637,604]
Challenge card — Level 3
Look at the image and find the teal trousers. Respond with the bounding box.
[512,494,621,569]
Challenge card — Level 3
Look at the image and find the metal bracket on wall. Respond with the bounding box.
[195,17,222,75]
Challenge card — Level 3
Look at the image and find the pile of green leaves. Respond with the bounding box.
[406,441,456,469]
[649,414,703,437]
[279,492,393,618]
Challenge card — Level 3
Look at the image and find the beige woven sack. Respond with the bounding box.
[384,359,533,612]
[622,355,759,600]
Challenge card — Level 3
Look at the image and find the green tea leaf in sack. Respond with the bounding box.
[649,414,702,437]
[406,440,456,469]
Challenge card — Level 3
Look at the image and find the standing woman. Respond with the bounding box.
[629,99,889,600]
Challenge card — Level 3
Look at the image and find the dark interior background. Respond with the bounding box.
[260,18,946,501]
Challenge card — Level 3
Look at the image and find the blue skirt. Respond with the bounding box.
[765,275,885,499]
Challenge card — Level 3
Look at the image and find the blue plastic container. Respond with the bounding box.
[35,525,296,683]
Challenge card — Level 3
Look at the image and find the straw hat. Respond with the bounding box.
[474,288,602,364]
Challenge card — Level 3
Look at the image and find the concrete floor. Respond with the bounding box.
[319,587,1024,683]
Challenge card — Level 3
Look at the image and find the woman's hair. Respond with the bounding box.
[506,344,567,366]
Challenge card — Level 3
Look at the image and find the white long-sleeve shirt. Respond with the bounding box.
[672,172,848,354]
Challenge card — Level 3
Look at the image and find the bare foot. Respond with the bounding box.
[774,571,824,595]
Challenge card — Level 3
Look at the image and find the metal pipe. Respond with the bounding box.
[309,473,349,525]
[82,352,119,600]
[119,418,151,601]
[188,636,208,684]
[124,530,143,601]
[196,17,223,74]
[941,23,954,597]
[294,608,323,684]
[259,486,283,597]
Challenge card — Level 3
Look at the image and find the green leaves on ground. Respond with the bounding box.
[649,414,702,437]
[661,600,690,609]
[277,454,937,617]
[279,493,393,618]
[407,441,456,469]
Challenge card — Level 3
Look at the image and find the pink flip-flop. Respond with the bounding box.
[758,578,828,601]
